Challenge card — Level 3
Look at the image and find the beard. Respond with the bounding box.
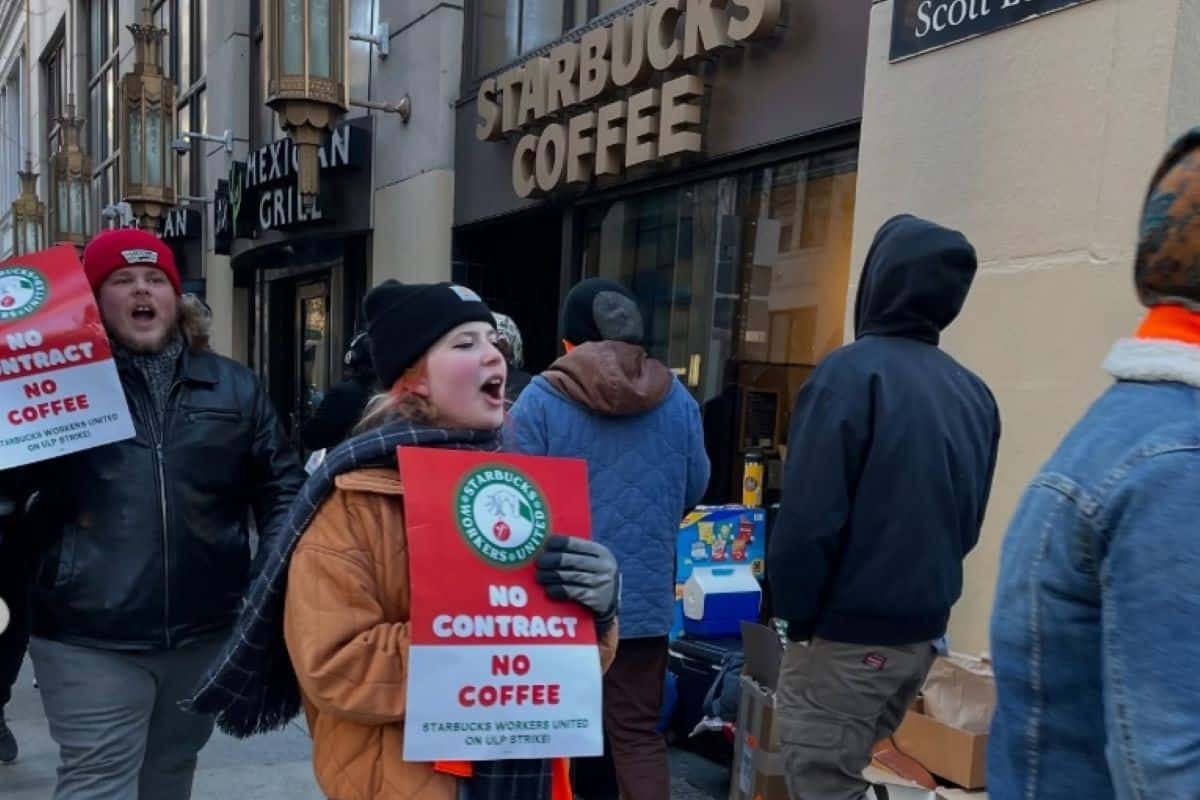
[106,315,181,355]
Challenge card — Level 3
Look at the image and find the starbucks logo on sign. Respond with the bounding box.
[456,465,549,567]
[0,267,48,321]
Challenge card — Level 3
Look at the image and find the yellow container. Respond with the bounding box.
[742,451,764,507]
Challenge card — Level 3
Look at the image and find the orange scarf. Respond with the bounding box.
[1135,304,1200,346]
[433,759,573,800]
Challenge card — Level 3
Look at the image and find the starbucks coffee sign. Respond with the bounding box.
[476,0,781,199]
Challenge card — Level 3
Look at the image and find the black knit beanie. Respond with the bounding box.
[1135,127,1200,309]
[363,280,495,388]
[561,278,644,346]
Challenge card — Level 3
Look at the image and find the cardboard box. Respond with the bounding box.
[729,622,787,800]
[674,506,766,637]
[892,699,988,790]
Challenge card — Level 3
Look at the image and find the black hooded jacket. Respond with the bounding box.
[767,215,1001,646]
[300,376,373,451]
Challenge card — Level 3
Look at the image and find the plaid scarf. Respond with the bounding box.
[464,759,553,800]
[185,419,557,799]
[185,419,503,735]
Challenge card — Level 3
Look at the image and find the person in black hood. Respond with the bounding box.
[768,215,1000,800]
[301,330,376,451]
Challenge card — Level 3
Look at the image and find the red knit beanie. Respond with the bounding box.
[82,228,181,295]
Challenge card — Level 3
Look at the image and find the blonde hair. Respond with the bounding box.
[354,358,437,432]
[178,293,212,352]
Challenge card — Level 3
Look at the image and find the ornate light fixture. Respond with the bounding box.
[49,103,92,247]
[120,6,175,231]
[265,0,349,210]
[11,159,45,255]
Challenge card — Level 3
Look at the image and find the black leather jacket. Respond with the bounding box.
[17,347,304,650]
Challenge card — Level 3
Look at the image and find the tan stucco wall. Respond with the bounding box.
[851,0,1198,655]
[203,253,234,357]
[370,169,456,285]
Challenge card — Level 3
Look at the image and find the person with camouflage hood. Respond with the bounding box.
[989,129,1200,799]
[492,312,532,407]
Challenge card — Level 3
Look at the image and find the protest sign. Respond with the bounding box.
[0,245,134,468]
[399,446,604,762]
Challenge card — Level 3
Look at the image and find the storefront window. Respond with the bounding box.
[579,147,858,502]
[475,0,635,75]
[87,0,121,230]
[521,2,564,52]
[166,0,207,215]
[597,0,632,15]
[300,289,331,428]
[478,0,519,74]
[1,65,22,257]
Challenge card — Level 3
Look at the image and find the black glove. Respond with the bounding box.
[535,535,619,629]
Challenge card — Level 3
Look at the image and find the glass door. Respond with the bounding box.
[579,182,736,399]
[578,146,859,503]
[294,279,332,447]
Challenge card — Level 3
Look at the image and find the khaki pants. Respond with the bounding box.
[776,638,935,800]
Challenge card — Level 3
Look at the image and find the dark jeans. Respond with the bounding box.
[602,636,670,800]
[0,532,30,713]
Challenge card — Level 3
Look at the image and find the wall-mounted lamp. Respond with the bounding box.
[264,0,349,212]
[11,159,46,255]
[101,201,137,228]
[173,129,234,155]
[120,6,176,231]
[49,103,92,246]
[349,21,389,59]
[349,93,411,123]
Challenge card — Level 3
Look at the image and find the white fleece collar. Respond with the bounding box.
[1103,338,1200,389]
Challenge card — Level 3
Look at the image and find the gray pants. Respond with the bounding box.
[776,637,936,800]
[28,635,224,800]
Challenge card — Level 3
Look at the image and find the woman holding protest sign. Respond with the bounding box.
[187,280,618,800]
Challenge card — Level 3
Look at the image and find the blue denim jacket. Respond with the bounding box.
[989,337,1200,800]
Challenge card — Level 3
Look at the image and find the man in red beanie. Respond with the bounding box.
[1,228,304,799]
[84,227,183,354]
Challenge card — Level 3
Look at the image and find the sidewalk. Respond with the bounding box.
[0,657,324,800]
[0,654,984,799]
[0,654,728,799]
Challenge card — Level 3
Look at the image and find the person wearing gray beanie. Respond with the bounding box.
[510,277,710,800]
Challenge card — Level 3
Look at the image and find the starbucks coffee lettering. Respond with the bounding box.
[476,0,781,198]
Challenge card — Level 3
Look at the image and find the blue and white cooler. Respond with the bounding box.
[682,566,762,638]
